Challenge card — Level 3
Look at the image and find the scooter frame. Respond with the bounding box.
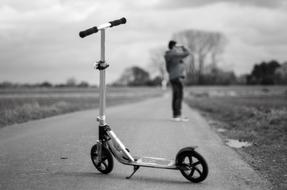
[79,17,208,182]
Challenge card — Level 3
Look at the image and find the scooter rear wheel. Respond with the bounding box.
[91,144,114,174]
[177,150,208,183]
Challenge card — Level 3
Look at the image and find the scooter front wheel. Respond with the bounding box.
[177,150,208,183]
[91,144,114,174]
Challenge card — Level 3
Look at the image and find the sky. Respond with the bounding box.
[1,0,287,84]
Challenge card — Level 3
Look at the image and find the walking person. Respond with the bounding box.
[164,40,190,121]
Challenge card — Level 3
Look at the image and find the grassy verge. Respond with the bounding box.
[0,87,163,128]
[185,86,287,190]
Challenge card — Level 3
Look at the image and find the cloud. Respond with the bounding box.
[0,2,97,26]
[0,0,58,11]
[210,4,287,73]
[155,0,286,9]
[228,10,287,47]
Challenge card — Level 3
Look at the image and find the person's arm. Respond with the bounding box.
[179,46,190,58]
[169,47,189,59]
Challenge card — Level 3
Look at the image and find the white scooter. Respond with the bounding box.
[79,17,208,183]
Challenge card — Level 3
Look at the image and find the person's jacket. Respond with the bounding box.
[164,46,189,80]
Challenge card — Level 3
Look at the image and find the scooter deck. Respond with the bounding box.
[132,156,177,169]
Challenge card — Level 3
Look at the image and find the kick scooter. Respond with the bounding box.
[79,17,208,183]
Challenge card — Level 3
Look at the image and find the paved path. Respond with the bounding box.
[0,95,270,190]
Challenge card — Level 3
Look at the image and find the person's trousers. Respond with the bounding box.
[170,78,183,117]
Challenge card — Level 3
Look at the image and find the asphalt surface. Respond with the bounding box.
[0,94,270,190]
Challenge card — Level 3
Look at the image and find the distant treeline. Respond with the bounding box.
[0,78,92,88]
[1,60,287,88]
[186,60,287,85]
[246,60,287,85]
[112,65,238,86]
[112,60,287,86]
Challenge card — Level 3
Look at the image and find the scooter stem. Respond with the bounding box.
[98,29,107,126]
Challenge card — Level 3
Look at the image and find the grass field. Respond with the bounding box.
[0,87,164,128]
[185,86,287,190]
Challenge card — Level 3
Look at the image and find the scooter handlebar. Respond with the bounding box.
[109,17,126,27]
[79,17,127,38]
[79,26,98,38]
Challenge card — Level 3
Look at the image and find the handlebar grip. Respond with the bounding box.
[79,17,126,38]
[79,26,98,38]
[109,17,126,27]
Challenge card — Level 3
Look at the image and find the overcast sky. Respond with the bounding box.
[1,0,287,84]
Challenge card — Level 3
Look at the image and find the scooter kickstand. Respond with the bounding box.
[126,166,140,179]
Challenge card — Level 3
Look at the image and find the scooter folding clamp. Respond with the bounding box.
[95,60,109,70]
[97,116,106,123]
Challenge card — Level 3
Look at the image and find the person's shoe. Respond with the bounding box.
[173,116,189,122]
[173,117,182,122]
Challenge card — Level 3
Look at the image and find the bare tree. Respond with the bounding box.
[275,62,287,84]
[148,46,168,89]
[209,32,228,67]
[173,29,227,84]
[66,77,77,87]
[114,66,150,86]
